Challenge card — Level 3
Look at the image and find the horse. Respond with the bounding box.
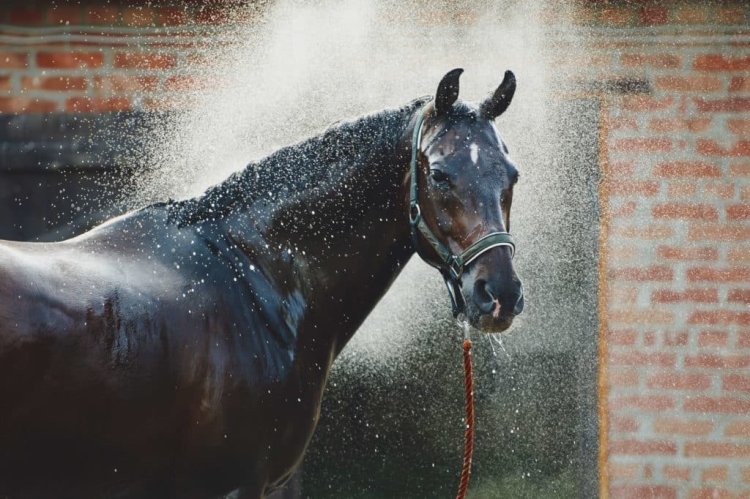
[0,68,523,498]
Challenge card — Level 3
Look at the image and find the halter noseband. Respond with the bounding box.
[409,107,516,317]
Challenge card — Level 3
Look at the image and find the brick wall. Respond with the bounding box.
[1,1,750,498]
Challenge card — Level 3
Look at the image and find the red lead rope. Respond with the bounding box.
[456,339,475,499]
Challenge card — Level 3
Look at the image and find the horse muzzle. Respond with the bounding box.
[463,275,524,333]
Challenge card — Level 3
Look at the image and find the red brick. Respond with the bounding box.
[727,204,750,220]
[725,420,750,437]
[0,74,10,90]
[608,369,639,387]
[164,75,211,91]
[622,95,674,111]
[694,54,750,71]
[729,289,750,304]
[609,117,638,130]
[93,75,158,94]
[730,162,750,176]
[689,224,750,241]
[654,418,713,436]
[695,97,750,112]
[688,266,750,282]
[688,310,750,326]
[612,138,672,153]
[674,6,710,24]
[685,396,750,413]
[730,77,750,93]
[85,6,120,25]
[0,97,58,112]
[609,462,640,480]
[609,329,637,345]
[613,224,674,240]
[611,485,676,499]
[652,288,718,303]
[743,466,750,483]
[701,466,728,482]
[689,488,734,499]
[704,182,735,199]
[664,330,689,347]
[655,75,722,93]
[114,52,177,69]
[723,374,750,393]
[654,161,720,177]
[685,353,750,368]
[0,52,27,69]
[610,265,673,281]
[608,180,660,196]
[611,415,639,432]
[717,6,748,24]
[609,439,677,456]
[122,7,155,27]
[663,464,691,481]
[47,6,82,25]
[657,246,717,261]
[649,117,711,133]
[37,52,103,69]
[739,332,750,349]
[599,7,633,26]
[647,372,711,390]
[22,76,87,92]
[622,53,681,69]
[685,441,750,458]
[611,200,636,218]
[609,351,675,367]
[611,395,674,411]
[698,330,729,347]
[652,203,718,220]
[157,7,187,26]
[667,181,697,198]
[196,7,228,24]
[639,7,668,25]
[609,309,674,325]
[697,139,750,156]
[8,7,44,24]
[65,97,130,112]
[728,119,750,136]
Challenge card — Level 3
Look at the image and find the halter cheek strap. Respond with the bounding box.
[408,107,516,317]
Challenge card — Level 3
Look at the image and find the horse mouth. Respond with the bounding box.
[466,310,515,333]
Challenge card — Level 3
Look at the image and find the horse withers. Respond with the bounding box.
[0,68,522,498]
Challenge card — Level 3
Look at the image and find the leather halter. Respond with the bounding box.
[408,107,516,317]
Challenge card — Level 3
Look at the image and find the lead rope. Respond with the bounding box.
[456,338,474,499]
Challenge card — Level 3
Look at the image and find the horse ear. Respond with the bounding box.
[434,68,463,115]
[480,70,516,120]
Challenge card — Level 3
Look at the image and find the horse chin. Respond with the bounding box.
[466,309,514,334]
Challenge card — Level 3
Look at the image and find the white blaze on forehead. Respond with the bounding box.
[469,143,479,165]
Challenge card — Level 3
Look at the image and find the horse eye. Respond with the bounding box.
[430,169,450,184]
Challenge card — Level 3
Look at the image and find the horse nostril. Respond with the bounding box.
[472,279,495,314]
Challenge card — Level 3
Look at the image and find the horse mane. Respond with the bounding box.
[167,97,430,226]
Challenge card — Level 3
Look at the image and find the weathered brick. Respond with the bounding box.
[85,6,120,25]
[21,76,87,91]
[8,7,44,24]
[613,138,672,153]
[93,75,159,94]
[47,6,83,25]
[685,396,750,413]
[663,464,691,481]
[609,351,675,367]
[666,181,697,198]
[122,7,155,27]
[730,76,750,93]
[728,246,750,261]
[698,330,729,347]
[610,485,676,499]
[37,51,103,69]
[727,204,750,220]
[685,353,750,368]
[703,182,735,199]
[654,161,721,177]
[657,246,717,261]
[611,395,675,411]
[664,330,689,347]
[639,7,668,25]
[688,266,750,282]
[609,309,674,325]
[694,54,750,71]
[599,7,634,26]
[655,75,722,92]
[649,117,711,133]
[114,52,177,69]
[65,97,131,112]
[689,224,750,241]
[723,374,750,393]
[610,265,673,281]
[609,369,640,388]
[609,328,637,345]
[157,7,187,26]
[0,97,58,112]
[688,487,733,499]
[647,372,711,390]
[654,417,713,436]
[725,420,750,437]
[0,51,27,69]
[622,53,681,68]
[728,288,750,304]
[716,6,748,24]
[701,466,727,482]
[739,332,750,349]
[728,119,750,136]
[608,180,660,197]
[689,310,750,326]
[730,162,750,176]
[652,203,718,220]
[685,441,750,458]
[695,97,750,113]
[611,415,640,433]
[652,288,718,303]
[622,95,674,111]
[610,439,677,456]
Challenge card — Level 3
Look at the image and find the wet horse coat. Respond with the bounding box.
[0,70,521,498]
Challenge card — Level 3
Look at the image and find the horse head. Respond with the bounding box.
[409,68,523,333]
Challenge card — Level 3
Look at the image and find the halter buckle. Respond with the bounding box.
[447,255,464,280]
[409,203,421,226]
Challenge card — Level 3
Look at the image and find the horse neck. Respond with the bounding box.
[254,106,422,354]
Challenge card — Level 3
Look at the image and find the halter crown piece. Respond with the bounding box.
[409,106,516,317]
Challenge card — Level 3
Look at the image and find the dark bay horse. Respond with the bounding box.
[0,68,523,498]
